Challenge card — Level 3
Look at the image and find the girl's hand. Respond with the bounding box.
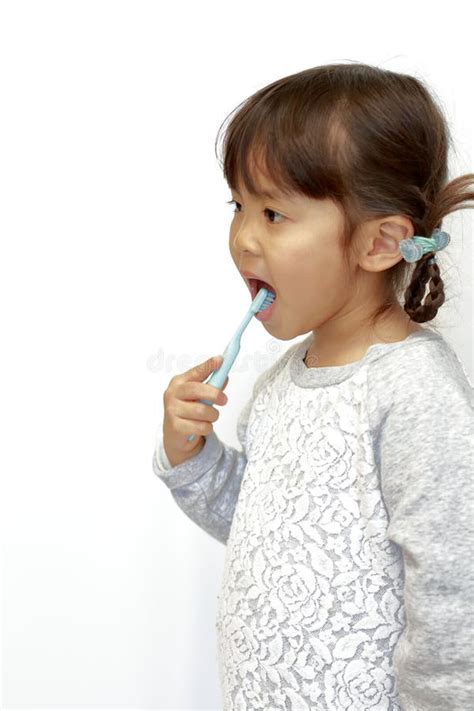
[162,355,229,466]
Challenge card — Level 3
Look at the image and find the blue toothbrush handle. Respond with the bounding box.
[187,336,241,442]
[185,286,273,445]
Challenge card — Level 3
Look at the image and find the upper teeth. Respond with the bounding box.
[247,277,276,295]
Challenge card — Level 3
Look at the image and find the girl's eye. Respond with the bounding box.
[226,199,285,225]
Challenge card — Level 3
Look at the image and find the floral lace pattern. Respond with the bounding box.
[216,363,405,710]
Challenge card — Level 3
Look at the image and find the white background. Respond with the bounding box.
[0,1,472,709]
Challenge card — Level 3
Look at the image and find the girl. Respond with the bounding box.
[153,62,474,710]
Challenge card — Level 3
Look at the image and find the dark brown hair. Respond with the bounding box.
[215,62,474,325]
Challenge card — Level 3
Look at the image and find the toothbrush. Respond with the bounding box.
[187,287,276,442]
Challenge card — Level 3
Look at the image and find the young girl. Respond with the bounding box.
[153,62,474,710]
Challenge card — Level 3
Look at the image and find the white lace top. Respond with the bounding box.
[153,329,474,710]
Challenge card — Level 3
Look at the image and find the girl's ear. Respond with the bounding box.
[367,219,412,258]
[368,234,399,256]
[371,220,409,253]
[357,216,414,271]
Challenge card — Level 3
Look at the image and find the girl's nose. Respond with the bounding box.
[231,226,261,254]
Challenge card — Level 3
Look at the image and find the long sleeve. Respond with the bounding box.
[369,343,474,710]
[152,363,275,545]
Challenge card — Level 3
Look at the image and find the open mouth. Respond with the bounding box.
[247,278,277,300]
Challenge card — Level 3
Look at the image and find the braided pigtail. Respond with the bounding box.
[403,252,446,323]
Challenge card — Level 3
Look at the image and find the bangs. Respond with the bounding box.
[216,79,349,203]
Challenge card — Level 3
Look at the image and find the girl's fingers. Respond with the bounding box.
[178,355,224,383]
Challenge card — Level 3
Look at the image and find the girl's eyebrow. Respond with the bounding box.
[231,186,295,202]
[259,190,282,199]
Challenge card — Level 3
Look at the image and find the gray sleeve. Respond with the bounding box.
[369,343,474,710]
[156,438,173,470]
[152,365,272,545]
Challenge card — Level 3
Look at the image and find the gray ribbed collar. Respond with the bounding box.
[289,328,444,388]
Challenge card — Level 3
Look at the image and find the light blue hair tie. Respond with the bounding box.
[399,227,450,264]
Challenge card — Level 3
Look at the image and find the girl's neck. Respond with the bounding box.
[304,308,424,369]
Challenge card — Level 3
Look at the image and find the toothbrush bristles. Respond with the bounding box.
[258,291,276,312]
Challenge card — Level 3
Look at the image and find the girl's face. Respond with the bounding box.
[228,173,353,342]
